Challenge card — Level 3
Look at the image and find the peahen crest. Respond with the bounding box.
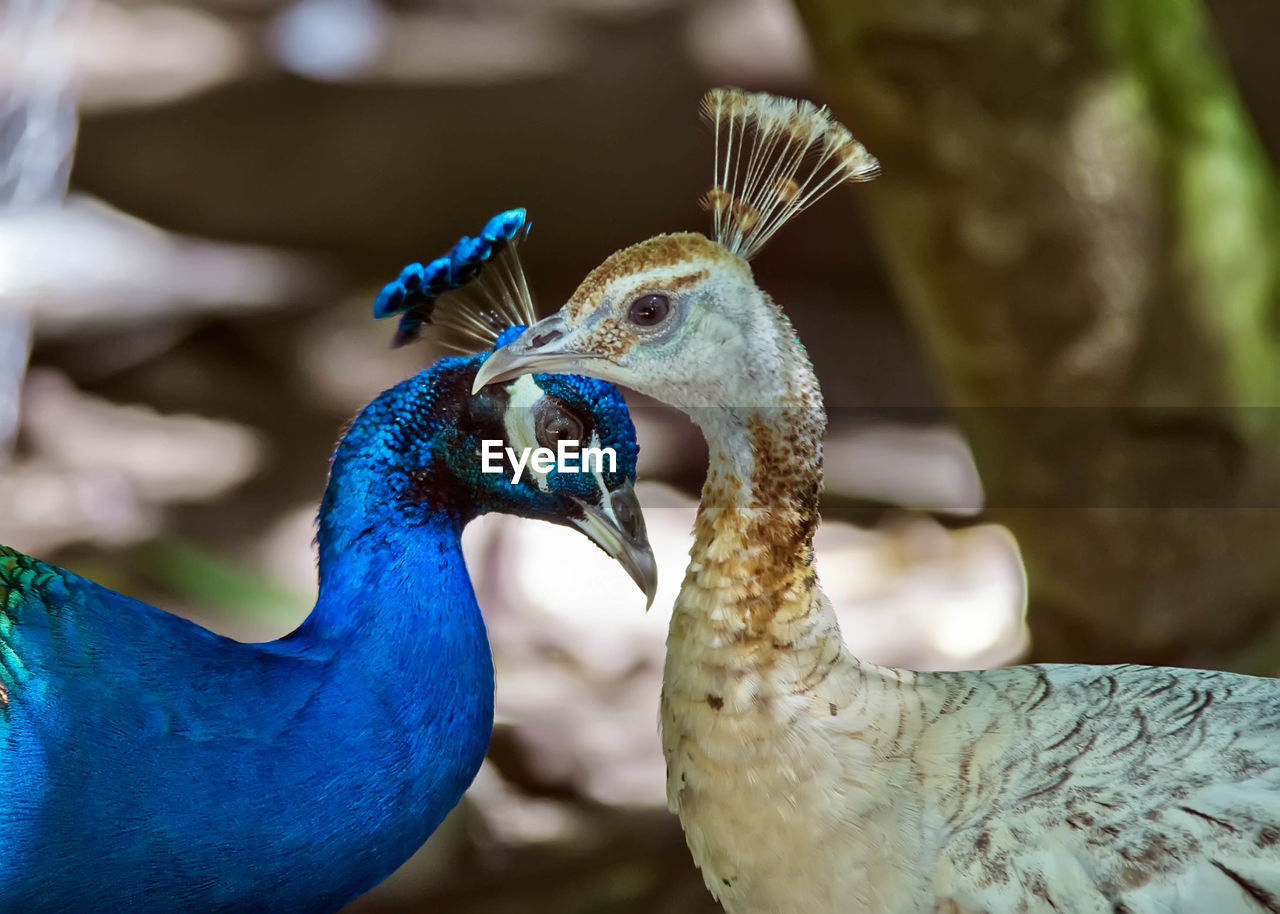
[699,88,880,260]
[373,208,536,349]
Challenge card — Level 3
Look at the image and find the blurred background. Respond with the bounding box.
[1,0,1276,910]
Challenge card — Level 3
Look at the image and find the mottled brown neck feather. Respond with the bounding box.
[691,313,826,641]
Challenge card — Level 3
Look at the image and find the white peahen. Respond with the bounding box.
[476,88,1280,914]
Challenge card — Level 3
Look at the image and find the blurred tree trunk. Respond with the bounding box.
[793,0,1280,668]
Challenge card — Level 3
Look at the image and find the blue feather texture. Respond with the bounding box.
[374,208,533,348]
[0,211,646,912]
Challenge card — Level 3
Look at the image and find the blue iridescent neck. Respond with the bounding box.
[302,360,480,642]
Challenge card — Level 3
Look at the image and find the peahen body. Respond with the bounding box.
[0,210,653,913]
[477,92,1280,913]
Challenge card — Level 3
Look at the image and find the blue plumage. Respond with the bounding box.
[373,207,531,348]
[480,209,525,244]
[0,211,650,912]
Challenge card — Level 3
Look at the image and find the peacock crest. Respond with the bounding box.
[372,208,536,350]
[699,87,880,260]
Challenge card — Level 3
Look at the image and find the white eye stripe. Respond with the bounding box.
[502,375,552,492]
[586,429,610,499]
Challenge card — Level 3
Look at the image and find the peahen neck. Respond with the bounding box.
[672,296,834,673]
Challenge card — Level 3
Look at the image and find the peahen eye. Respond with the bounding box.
[534,398,584,450]
[627,293,671,327]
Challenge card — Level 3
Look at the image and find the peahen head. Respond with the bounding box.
[472,232,777,409]
[326,209,655,603]
[472,89,878,411]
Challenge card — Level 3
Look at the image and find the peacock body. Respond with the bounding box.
[0,210,652,912]
[476,92,1280,914]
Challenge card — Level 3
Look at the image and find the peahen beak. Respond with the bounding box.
[472,315,607,394]
[570,480,658,609]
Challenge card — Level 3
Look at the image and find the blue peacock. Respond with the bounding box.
[0,209,654,912]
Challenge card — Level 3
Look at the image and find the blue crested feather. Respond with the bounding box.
[373,207,531,347]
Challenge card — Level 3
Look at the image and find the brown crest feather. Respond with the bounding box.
[699,88,879,260]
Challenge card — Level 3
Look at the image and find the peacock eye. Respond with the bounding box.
[627,293,671,327]
[534,398,584,450]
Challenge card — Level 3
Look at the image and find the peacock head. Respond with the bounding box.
[341,208,656,604]
[471,88,878,410]
[332,348,653,603]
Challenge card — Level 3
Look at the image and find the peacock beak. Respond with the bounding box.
[569,481,658,609]
[472,315,607,394]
